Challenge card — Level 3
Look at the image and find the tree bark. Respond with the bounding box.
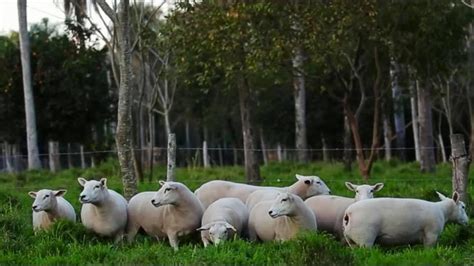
[166,133,176,181]
[238,75,261,184]
[417,80,436,173]
[383,114,392,161]
[390,60,406,160]
[112,0,138,199]
[343,115,352,171]
[48,140,61,172]
[450,134,470,203]
[18,0,41,169]
[409,77,421,161]
[292,45,308,162]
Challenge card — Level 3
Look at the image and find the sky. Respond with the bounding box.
[0,0,170,36]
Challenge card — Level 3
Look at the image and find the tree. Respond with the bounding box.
[17,0,41,169]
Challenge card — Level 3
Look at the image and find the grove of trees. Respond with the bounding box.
[0,0,473,198]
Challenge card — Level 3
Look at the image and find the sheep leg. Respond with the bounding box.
[423,231,439,247]
[167,233,179,251]
[114,231,124,244]
[126,223,140,243]
[201,236,210,248]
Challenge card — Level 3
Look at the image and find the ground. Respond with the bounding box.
[0,160,473,265]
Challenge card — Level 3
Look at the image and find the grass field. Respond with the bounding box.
[0,160,473,265]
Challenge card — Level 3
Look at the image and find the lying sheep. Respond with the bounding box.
[245,175,331,211]
[248,192,317,241]
[28,189,76,231]
[127,181,204,250]
[343,191,469,247]
[78,177,128,242]
[196,174,330,209]
[197,197,249,247]
[304,182,384,238]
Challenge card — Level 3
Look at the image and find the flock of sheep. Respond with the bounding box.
[28,174,469,250]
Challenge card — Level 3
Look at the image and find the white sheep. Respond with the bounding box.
[342,191,469,247]
[28,189,76,231]
[197,197,249,247]
[245,175,331,211]
[196,174,330,209]
[78,177,128,242]
[248,192,317,241]
[304,182,384,238]
[127,180,204,250]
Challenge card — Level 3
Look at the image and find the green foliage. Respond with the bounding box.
[0,161,472,264]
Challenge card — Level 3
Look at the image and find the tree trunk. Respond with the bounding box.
[438,133,447,163]
[233,147,238,166]
[343,115,352,171]
[238,75,261,184]
[166,133,176,181]
[80,144,86,169]
[292,45,308,162]
[48,140,61,172]
[383,114,392,161]
[417,80,436,173]
[322,136,329,162]
[18,0,41,169]
[277,143,283,162]
[67,143,73,168]
[218,144,224,166]
[450,134,470,203]
[260,128,268,166]
[115,0,138,199]
[3,142,15,173]
[409,75,421,161]
[390,59,406,160]
[148,111,155,182]
[185,118,191,165]
[164,110,171,140]
[203,140,210,168]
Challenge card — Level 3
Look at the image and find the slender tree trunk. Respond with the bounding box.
[166,133,176,181]
[292,45,308,162]
[203,140,210,168]
[417,80,436,173]
[343,115,352,171]
[277,143,283,162]
[3,142,15,173]
[164,110,171,140]
[18,0,41,169]
[322,136,329,162]
[80,144,86,169]
[148,111,155,182]
[48,140,60,172]
[390,59,406,160]
[238,75,261,183]
[67,143,73,168]
[233,147,238,166]
[383,114,392,161]
[218,144,224,166]
[114,0,137,199]
[410,76,421,161]
[450,134,470,203]
[260,128,268,166]
[185,118,191,165]
[438,133,447,163]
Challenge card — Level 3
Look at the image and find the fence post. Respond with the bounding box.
[167,133,176,181]
[450,134,470,203]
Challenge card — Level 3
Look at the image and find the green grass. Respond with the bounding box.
[0,160,472,265]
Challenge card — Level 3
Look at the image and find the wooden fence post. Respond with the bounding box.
[450,134,471,203]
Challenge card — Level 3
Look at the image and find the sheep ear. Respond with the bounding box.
[158,180,166,186]
[100,178,107,187]
[295,174,304,181]
[196,224,210,231]
[436,191,448,201]
[345,182,356,192]
[225,223,237,232]
[28,191,37,198]
[373,183,384,192]
[54,190,67,197]
[452,191,460,203]
[77,177,87,187]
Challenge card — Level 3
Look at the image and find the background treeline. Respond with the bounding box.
[1,0,473,181]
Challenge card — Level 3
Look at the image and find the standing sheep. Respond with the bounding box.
[304,182,384,238]
[196,174,330,209]
[197,197,249,247]
[78,177,128,242]
[248,192,317,242]
[245,175,331,211]
[343,191,469,247]
[28,189,76,231]
[127,181,204,250]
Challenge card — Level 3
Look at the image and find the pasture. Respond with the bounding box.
[0,160,473,265]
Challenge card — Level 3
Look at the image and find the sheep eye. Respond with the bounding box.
[370,190,374,193]
[44,195,49,199]
[316,181,321,185]
[165,188,171,192]
[95,185,100,189]
[281,198,288,202]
